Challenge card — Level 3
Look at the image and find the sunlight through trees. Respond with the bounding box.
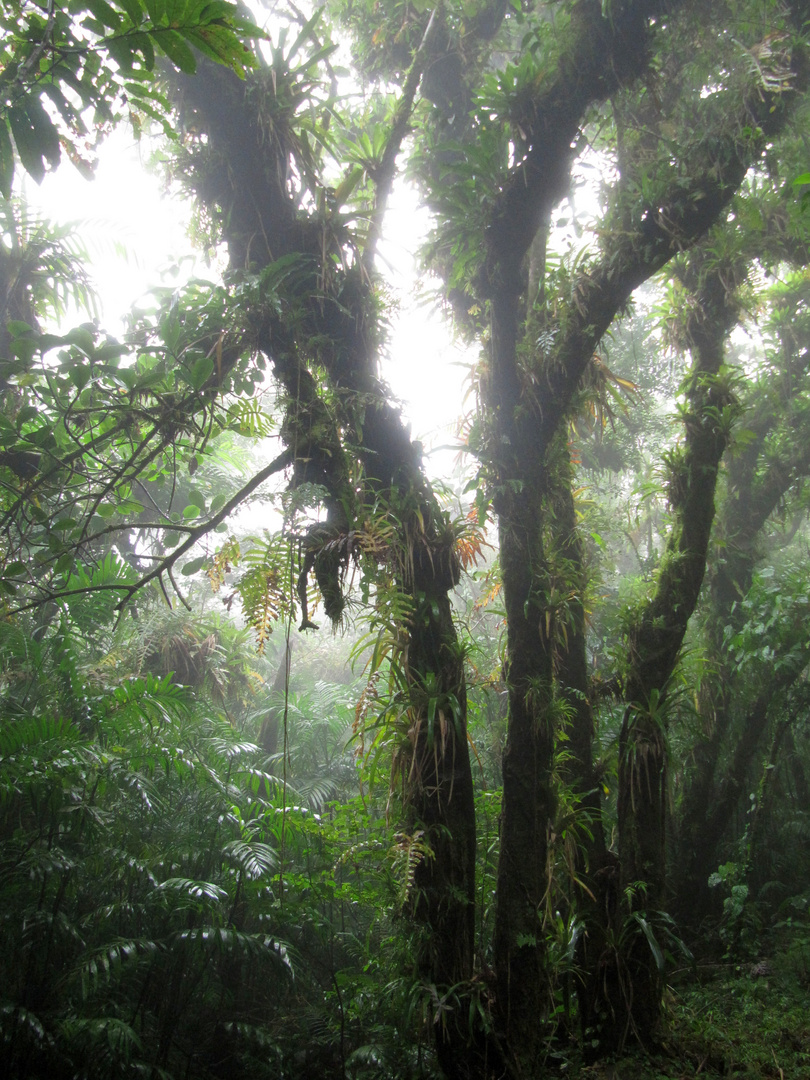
[3,2,810,1077]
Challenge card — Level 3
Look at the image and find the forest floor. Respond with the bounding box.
[568,936,810,1079]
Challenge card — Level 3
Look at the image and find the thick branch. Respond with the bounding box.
[362,7,441,269]
[482,0,681,294]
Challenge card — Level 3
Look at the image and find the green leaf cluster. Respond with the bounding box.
[0,0,262,195]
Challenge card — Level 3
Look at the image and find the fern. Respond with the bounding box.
[0,577,404,1078]
[226,398,277,438]
[73,939,159,1001]
[391,830,432,910]
[232,533,295,653]
[209,534,241,592]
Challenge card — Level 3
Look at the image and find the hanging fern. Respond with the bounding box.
[391,829,432,911]
[208,534,241,593]
[230,533,295,653]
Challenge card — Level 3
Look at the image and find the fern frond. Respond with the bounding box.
[232,534,295,653]
[221,839,277,878]
[173,927,294,972]
[209,535,241,593]
[226,398,277,438]
[391,830,432,909]
[73,939,159,1001]
[154,878,229,904]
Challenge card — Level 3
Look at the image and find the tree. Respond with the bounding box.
[673,264,810,927]
[393,0,810,1062]
[4,1,810,1076]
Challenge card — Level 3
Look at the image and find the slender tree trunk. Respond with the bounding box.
[551,445,606,862]
[673,352,810,924]
[259,639,293,756]
[607,262,739,1048]
[674,656,810,924]
[747,717,792,896]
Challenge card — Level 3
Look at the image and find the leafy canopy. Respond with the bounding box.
[0,0,262,196]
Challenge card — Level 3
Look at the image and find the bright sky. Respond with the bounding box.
[32,127,196,323]
[27,127,471,479]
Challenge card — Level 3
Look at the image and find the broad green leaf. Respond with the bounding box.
[118,367,140,390]
[8,97,61,183]
[84,0,123,31]
[55,552,76,574]
[15,405,40,427]
[52,517,80,532]
[154,29,197,73]
[116,500,145,515]
[41,83,83,130]
[65,326,96,356]
[181,555,207,575]
[6,320,34,338]
[95,342,129,362]
[142,0,164,26]
[68,364,93,391]
[118,0,145,22]
[190,355,214,390]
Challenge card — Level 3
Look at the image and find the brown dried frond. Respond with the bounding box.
[454,506,493,571]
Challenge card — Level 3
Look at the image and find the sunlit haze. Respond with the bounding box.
[28,129,470,479]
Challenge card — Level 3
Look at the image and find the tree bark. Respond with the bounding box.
[173,3,810,1069]
[603,256,743,1048]
[674,347,810,925]
[548,444,615,1045]
[493,476,557,1070]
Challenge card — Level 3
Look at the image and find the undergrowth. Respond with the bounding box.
[567,940,810,1079]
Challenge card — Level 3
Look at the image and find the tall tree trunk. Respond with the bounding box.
[675,655,810,925]
[176,56,480,1077]
[405,566,478,1078]
[494,478,557,1072]
[673,346,810,925]
[258,639,293,756]
[608,260,740,1048]
[551,446,606,860]
[547,442,617,1043]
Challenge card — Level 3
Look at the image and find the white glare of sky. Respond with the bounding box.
[30,127,206,333]
[26,130,471,481]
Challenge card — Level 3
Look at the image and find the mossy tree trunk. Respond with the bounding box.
[174,44,479,1077]
[674,297,810,926]
[492,475,557,1066]
[480,53,803,1058]
[174,1,810,1070]
[547,442,613,1042]
[603,257,744,1048]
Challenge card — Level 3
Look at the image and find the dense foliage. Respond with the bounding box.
[3,1,810,1077]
